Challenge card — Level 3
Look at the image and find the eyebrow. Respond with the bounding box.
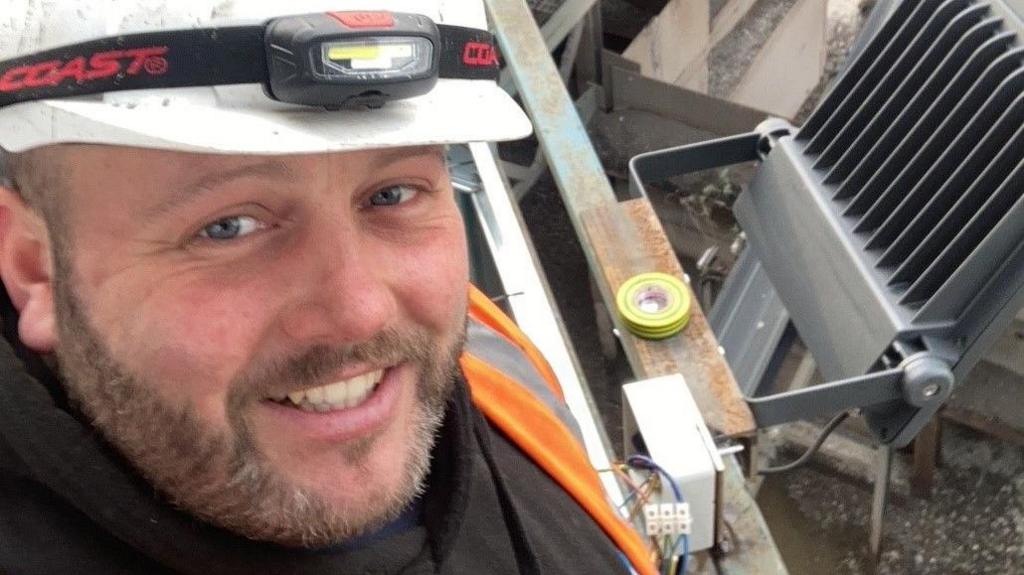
[368,145,446,170]
[143,159,296,222]
[141,147,445,222]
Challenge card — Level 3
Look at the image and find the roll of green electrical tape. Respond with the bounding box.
[615,272,691,340]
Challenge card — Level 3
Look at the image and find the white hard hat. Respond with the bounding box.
[0,0,533,154]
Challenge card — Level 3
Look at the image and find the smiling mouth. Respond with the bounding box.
[268,368,386,413]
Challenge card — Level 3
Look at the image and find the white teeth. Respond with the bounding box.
[324,381,347,405]
[284,369,384,412]
[305,385,324,404]
[346,379,367,408]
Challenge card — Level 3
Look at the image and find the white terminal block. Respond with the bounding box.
[622,374,724,552]
[642,502,692,537]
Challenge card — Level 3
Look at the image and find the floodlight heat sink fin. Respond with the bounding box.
[795,0,1024,326]
[731,0,1024,382]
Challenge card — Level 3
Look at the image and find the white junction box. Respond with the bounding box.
[622,374,724,552]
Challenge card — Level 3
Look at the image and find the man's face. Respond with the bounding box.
[45,145,469,546]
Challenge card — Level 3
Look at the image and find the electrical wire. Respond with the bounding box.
[672,532,689,575]
[626,455,690,575]
[629,478,658,522]
[608,462,660,530]
[611,464,650,505]
[619,476,653,517]
[657,535,672,575]
[626,454,682,502]
[758,410,851,475]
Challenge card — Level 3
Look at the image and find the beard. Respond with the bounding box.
[49,258,463,548]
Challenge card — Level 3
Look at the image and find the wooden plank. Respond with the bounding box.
[727,0,827,119]
[910,417,941,499]
[941,359,1024,446]
[982,316,1024,377]
[581,198,757,438]
[942,406,1024,446]
[622,0,710,92]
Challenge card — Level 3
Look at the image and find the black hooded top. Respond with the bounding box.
[0,293,630,574]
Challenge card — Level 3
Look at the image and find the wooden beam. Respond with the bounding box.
[581,198,757,438]
[622,0,710,92]
[580,198,774,575]
[982,316,1024,377]
[727,0,827,119]
[940,358,1024,446]
[942,406,1024,446]
[910,416,942,499]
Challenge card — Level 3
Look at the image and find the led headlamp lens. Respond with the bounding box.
[318,37,433,79]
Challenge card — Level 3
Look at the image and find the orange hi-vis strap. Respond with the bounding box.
[463,286,656,575]
[466,287,563,401]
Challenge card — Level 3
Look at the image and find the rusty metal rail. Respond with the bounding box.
[483,1,785,573]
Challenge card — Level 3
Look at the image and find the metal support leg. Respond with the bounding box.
[870,445,893,561]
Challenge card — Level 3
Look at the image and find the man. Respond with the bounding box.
[0,1,653,573]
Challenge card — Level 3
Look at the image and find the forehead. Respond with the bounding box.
[46,144,448,226]
[63,143,443,169]
[58,144,445,187]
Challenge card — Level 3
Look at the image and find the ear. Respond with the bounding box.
[0,186,56,352]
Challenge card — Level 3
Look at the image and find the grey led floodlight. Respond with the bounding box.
[629,0,1024,447]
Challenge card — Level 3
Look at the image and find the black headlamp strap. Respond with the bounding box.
[0,26,268,108]
[0,22,499,108]
[438,24,501,80]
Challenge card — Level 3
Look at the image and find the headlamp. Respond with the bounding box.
[0,11,500,110]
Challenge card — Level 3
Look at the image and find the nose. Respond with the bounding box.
[277,219,397,346]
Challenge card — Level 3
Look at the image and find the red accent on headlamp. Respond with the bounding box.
[329,11,395,29]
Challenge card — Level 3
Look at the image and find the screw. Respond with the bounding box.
[922,382,941,398]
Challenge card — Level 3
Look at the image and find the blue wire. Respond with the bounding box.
[618,476,653,510]
[619,487,640,510]
[626,454,683,503]
[673,533,689,574]
[627,455,690,575]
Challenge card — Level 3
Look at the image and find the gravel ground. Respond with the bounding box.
[762,424,1024,574]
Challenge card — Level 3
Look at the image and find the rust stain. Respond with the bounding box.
[581,200,755,437]
[625,199,756,437]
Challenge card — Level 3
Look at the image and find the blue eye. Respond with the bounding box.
[199,216,263,241]
[369,185,418,207]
